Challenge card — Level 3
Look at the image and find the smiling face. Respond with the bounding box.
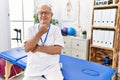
[37,4,53,26]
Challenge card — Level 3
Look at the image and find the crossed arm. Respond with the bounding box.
[24,25,62,54]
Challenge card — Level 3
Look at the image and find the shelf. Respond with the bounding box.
[90,45,114,51]
[94,4,119,9]
[91,26,116,30]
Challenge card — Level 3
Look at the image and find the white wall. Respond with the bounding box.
[0,0,11,52]
[59,0,93,37]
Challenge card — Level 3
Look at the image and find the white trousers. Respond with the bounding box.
[23,76,46,80]
[23,68,63,80]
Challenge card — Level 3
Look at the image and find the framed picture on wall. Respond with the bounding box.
[61,0,77,21]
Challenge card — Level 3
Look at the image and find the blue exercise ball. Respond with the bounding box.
[67,27,76,35]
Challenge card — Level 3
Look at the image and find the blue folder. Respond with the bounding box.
[0,47,115,80]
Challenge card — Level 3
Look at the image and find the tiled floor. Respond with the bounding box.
[0,73,120,80]
[0,73,24,80]
[12,74,24,80]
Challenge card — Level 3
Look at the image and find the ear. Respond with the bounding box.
[51,13,53,17]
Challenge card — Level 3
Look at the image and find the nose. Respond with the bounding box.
[42,13,46,16]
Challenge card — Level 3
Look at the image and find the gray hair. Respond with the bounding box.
[37,3,52,13]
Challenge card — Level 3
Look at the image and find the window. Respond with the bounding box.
[9,0,34,48]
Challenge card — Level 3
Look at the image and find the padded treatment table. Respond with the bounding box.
[0,47,115,80]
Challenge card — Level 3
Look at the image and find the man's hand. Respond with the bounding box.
[24,40,37,52]
[38,24,48,35]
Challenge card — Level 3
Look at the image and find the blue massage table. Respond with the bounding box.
[0,47,115,80]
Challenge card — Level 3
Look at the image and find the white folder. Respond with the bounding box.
[93,10,102,26]
[108,30,114,48]
[102,30,107,47]
[109,8,117,27]
[92,30,97,45]
[104,30,109,47]
[100,30,105,47]
[96,29,101,46]
[101,9,110,27]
